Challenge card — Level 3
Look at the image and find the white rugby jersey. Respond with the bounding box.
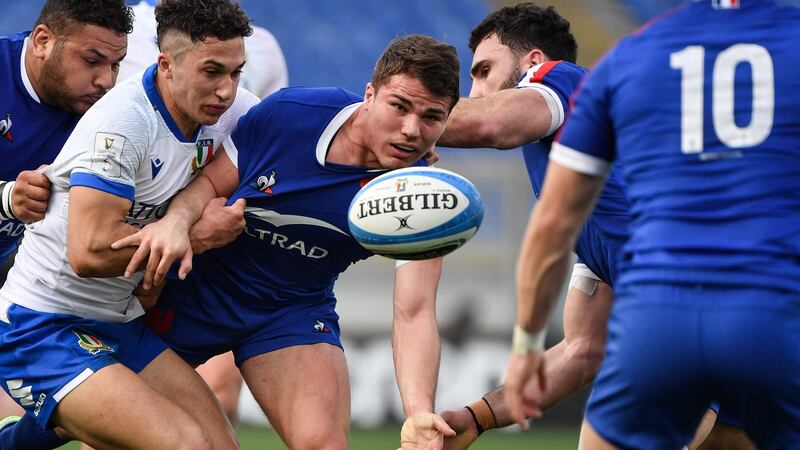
[0,65,258,323]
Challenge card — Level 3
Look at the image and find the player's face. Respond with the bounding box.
[469,34,524,98]
[363,74,450,170]
[167,36,245,126]
[38,24,127,114]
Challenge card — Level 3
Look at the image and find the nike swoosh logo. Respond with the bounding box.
[245,207,348,236]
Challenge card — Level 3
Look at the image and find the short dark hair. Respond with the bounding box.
[469,2,577,63]
[35,0,133,36]
[372,35,460,110]
[156,0,252,48]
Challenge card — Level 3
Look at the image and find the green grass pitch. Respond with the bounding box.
[60,424,579,449]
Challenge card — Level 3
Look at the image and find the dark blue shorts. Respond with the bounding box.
[586,283,800,450]
[145,282,342,367]
[0,303,167,429]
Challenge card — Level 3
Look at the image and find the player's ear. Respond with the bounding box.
[524,48,547,69]
[364,82,375,105]
[30,24,55,59]
[157,53,173,79]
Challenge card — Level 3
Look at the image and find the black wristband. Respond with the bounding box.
[482,397,498,428]
[464,405,484,435]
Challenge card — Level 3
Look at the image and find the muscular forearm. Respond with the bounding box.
[439,91,550,149]
[70,220,143,278]
[480,339,598,430]
[516,214,576,333]
[393,309,440,417]
[170,173,220,233]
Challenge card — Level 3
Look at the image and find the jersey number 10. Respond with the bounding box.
[670,44,774,154]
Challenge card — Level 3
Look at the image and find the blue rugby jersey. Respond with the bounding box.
[170,87,426,308]
[0,32,80,261]
[519,61,631,284]
[552,0,800,294]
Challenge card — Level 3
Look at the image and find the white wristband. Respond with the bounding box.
[0,181,15,220]
[511,324,546,355]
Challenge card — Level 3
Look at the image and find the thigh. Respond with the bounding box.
[241,343,350,450]
[139,349,238,450]
[562,276,613,347]
[704,296,800,448]
[195,351,243,422]
[53,362,211,450]
[585,290,710,449]
[0,305,164,428]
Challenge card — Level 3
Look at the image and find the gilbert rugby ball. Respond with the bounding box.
[348,167,484,260]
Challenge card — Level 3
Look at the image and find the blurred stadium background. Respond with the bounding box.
[0,0,759,448]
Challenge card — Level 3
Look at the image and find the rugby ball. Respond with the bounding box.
[348,167,484,260]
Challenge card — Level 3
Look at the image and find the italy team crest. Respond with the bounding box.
[192,139,215,173]
[72,330,114,355]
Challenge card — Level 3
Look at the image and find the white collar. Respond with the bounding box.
[20,37,41,103]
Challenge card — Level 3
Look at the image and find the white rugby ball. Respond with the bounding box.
[348,167,484,260]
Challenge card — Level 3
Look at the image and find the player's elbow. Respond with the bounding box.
[566,337,605,386]
[67,247,106,278]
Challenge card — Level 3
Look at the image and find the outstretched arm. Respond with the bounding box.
[505,162,606,428]
[438,89,552,149]
[393,258,455,449]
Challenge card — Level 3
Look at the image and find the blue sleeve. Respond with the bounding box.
[556,52,617,164]
[69,172,135,200]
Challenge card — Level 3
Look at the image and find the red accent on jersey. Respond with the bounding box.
[359,176,377,188]
[530,61,561,84]
[144,306,175,335]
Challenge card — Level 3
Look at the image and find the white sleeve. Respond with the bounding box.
[51,86,153,191]
[516,64,564,138]
[223,136,239,169]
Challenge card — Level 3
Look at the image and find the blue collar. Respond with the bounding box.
[142,64,199,143]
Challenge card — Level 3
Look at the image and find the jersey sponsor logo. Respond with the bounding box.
[253,170,277,194]
[0,113,13,142]
[192,138,215,173]
[150,157,164,179]
[245,207,348,236]
[243,226,330,259]
[0,219,25,237]
[6,379,34,407]
[33,392,47,417]
[126,199,171,228]
[72,330,114,355]
[91,132,126,178]
[313,319,332,333]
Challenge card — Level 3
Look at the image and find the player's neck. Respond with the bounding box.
[154,72,199,139]
[326,104,374,167]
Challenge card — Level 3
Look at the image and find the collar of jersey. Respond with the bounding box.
[142,64,199,143]
[19,34,41,104]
